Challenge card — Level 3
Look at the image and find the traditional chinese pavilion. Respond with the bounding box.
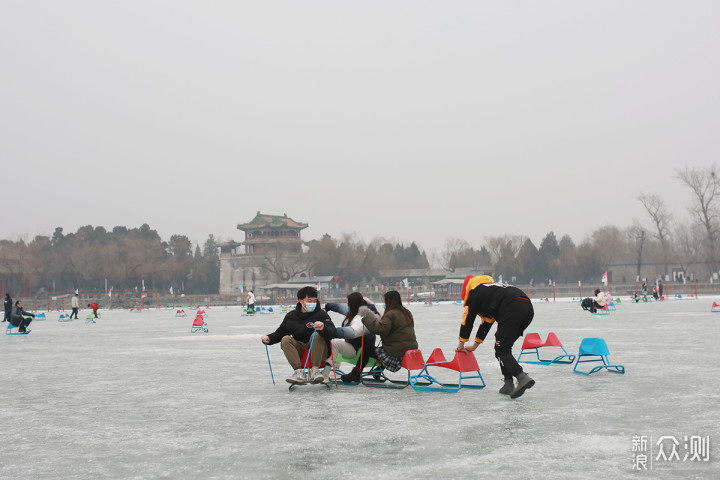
[237,212,308,255]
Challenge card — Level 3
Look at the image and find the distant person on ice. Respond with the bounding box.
[581,288,607,313]
[261,286,336,385]
[70,293,80,319]
[247,290,256,314]
[10,300,34,333]
[3,293,11,322]
[88,302,100,318]
[456,275,535,399]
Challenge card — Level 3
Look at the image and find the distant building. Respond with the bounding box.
[219,212,310,295]
[238,212,307,255]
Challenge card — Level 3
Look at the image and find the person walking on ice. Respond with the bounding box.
[261,286,336,385]
[70,293,80,319]
[456,275,535,399]
[247,290,256,314]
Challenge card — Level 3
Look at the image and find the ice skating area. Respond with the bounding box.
[2,298,718,479]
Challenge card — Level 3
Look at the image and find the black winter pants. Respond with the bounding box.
[494,297,534,379]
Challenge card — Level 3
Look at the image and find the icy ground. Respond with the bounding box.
[2,298,719,479]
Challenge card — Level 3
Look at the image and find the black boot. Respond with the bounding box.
[340,368,361,383]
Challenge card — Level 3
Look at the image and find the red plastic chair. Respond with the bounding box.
[191,314,207,333]
[410,348,486,393]
[362,349,426,389]
[517,332,575,365]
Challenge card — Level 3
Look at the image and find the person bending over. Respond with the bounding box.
[456,275,535,399]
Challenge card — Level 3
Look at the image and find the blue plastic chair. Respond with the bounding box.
[5,317,32,335]
[573,338,625,375]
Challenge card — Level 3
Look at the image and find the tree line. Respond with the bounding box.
[0,224,220,296]
[2,165,717,294]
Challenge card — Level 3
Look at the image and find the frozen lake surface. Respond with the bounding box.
[2,297,719,479]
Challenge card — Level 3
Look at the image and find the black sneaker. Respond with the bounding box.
[340,369,361,383]
[18,327,26,333]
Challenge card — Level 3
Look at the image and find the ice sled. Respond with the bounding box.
[573,338,625,375]
[58,314,72,322]
[85,314,96,324]
[191,314,208,333]
[34,312,46,320]
[711,302,720,312]
[409,348,486,393]
[333,348,377,377]
[175,309,187,317]
[591,305,611,315]
[517,332,575,365]
[5,321,31,335]
[361,349,427,390]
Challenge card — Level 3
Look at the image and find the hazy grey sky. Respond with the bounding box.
[2,1,719,255]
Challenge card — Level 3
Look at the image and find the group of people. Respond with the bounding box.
[261,275,536,399]
[2,292,101,332]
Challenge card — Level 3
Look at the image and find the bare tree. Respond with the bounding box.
[638,193,673,275]
[485,235,526,265]
[441,238,470,270]
[628,222,647,280]
[671,221,698,281]
[262,244,310,282]
[590,226,627,273]
[677,165,720,274]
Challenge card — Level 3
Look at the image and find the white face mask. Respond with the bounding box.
[304,301,317,313]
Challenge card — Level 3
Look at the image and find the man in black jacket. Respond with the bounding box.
[3,293,11,322]
[10,300,35,333]
[261,286,336,385]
